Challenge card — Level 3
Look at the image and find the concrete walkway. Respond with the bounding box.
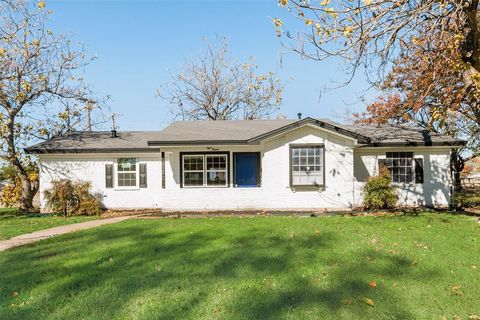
[0,216,132,252]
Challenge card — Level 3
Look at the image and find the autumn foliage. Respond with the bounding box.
[43,180,102,217]
[355,27,480,154]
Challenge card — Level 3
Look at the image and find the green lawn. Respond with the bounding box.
[0,213,479,320]
[0,208,98,240]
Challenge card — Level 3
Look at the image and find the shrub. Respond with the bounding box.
[454,187,480,208]
[44,179,102,216]
[0,183,22,207]
[363,166,398,210]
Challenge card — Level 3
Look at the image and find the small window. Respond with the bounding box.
[117,158,137,187]
[290,145,324,187]
[182,153,228,187]
[234,153,261,187]
[385,152,414,183]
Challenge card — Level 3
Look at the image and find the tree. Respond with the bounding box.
[354,28,480,154]
[0,0,102,210]
[354,28,477,190]
[277,0,480,86]
[157,38,283,120]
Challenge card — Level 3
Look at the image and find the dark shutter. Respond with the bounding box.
[415,158,424,184]
[161,152,165,189]
[378,159,387,173]
[139,163,147,188]
[105,164,113,188]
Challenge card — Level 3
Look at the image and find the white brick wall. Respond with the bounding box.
[38,126,453,211]
[353,147,452,207]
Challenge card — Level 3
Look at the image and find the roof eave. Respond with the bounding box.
[25,147,161,154]
[360,141,466,148]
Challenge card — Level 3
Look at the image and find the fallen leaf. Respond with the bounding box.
[393,282,398,288]
[341,299,353,305]
[369,280,377,288]
[362,297,375,307]
[10,291,18,297]
[451,285,464,296]
[370,238,378,244]
[471,265,477,270]
[315,229,321,235]
[469,315,480,320]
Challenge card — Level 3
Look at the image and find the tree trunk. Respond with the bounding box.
[19,173,36,212]
[5,112,38,212]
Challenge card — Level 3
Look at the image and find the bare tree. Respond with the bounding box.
[276,0,480,85]
[157,38,283,120]
[0,0,104,210]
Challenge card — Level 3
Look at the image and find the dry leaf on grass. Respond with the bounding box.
[451,285,464,296]
[341,299,353,305]
[362,297,375,307]
[369,280,377,288]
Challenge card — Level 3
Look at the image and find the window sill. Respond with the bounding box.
[113,187,141,191]
[290,185,325,192]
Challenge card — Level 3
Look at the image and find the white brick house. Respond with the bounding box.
[26,118,464,211]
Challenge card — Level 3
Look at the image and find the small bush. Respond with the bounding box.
[44,179,102,216]
[363,167,398,210]
[454,188,480,208]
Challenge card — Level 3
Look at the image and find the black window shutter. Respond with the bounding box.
[415,158,424,184]
[139,163,147,188]
[378,159,387,173]
[105,164,113,188]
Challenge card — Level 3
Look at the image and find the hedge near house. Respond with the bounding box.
[44,180,102,217]
[363,167,398,210]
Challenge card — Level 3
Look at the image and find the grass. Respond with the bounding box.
[0,208,98,240]
[0,213,479,319]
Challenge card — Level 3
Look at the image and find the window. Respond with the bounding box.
[380,152,415,183]
[182,153,228,187]
[234,153,261,187]
[183,155,204,187]
[290,145,324,187]
[117,158,137,187]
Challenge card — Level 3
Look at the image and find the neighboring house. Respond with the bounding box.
[26,117,464,212]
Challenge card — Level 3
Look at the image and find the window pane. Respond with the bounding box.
[118,172,136,187]
[206,171,226,186]
[118,158,136,172]
[184,172,203,186]
[184,155,203,170]
[206,155,226,170]
[234,153,259,187]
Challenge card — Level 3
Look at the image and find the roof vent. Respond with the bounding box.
[111,129,118,138]
[297,112,302,119]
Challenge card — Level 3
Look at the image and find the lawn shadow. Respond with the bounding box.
[0,219,442,319]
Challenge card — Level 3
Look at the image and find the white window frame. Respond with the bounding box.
[182,155,205,188]
[290,144,325,187]
[115,158,139,189]
[181,153,229,188]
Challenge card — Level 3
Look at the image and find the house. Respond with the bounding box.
[26,117,464,212]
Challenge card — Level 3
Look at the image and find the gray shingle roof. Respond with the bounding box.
[25,118,464,154]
